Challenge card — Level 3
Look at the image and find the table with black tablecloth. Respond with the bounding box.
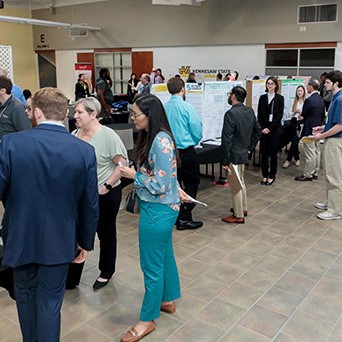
[196,144,223,178]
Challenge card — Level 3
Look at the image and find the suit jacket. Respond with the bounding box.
[0,124,99,268]
[221,103,262,165]
[257,93,284,133]
[300,92,325,137]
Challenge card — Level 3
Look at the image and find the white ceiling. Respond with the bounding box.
[5,0,109,10]
[5,0,206,9]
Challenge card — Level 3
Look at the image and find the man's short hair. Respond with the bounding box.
[32,87,68,121]
[143,74,150,83]
[308,79,320,91]
[231,86,247,102]
[167,77,185,95]
[0,75,12,95]
[326,70,342,88]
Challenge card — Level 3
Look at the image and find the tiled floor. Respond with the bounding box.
[1,149,342,341]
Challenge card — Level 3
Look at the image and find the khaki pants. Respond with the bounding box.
[303,139,320,178]
[232,164,247,218]
[324,138,342,215]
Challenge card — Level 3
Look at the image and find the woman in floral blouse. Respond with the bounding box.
[120,94,188,342]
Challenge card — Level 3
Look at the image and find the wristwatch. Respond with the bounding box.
[104,183,113,190]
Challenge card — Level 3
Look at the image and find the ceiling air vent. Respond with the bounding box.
[298,4,338,23]
[69,24,88,38]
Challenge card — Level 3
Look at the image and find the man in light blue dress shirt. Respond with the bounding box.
[164,77,203,230]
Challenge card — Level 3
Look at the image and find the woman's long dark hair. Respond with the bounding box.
[133,94,179,169]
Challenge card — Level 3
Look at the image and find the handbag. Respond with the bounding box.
[125,189,139,214]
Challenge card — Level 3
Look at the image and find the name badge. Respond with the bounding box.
[268,114,273,122]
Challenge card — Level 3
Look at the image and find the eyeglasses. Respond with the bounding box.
[25,105,32,111]
[130,110,144,119]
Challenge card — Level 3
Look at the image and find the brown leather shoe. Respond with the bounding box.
[221,215,245,224]
[161,301,176,314]
[295,175,312,181]
[120,321,156,342]
[229,207,248,217]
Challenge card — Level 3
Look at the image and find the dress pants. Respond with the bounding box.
[232,164,247,218]
[13,263,69,342]
[138,200,180,322]
[303,139,320,178]
[97,184,122,279]
[177,146,200,221]
[260,128,282,179]
[324,138,342,215]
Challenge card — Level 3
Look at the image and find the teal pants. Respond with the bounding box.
[139,200,181,321]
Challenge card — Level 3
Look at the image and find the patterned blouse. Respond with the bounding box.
[134,131,180,211]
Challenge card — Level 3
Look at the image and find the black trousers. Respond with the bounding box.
[97,184,122,279]
[260,129,282,179]
[177,146,200,221]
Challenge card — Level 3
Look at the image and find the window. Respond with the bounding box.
[266,48,335,78]
[95,52,132,94]
[298,4,338,23]
[266,50,298,67]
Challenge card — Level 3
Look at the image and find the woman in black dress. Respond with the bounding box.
[257,76,284,185]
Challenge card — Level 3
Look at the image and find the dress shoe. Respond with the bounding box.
[314,202,328,210]
[221,215,245,224]
[265,178,275,186]
[230,207,248,217]
[295,175,312,181]
[121,321,156,342]
[93,278,110,291]
[176,220,203,230]
[294,160,301,167]
[317,211,342,220]
[282,160,290,169]
[312,175,318,180]
[161,301,176,314]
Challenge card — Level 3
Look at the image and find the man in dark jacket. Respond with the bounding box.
[0,76,31,140]
[221,86,262,223]
[295,79,325,181]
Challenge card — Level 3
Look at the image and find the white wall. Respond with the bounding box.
[133,45,265,81]
[335,42,342,71]
[55,49,94,101]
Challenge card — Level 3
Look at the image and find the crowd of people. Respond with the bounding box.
[0,65,341,341]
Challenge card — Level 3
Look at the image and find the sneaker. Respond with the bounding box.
[317,211,342,220]
[314,202,328,210]
[282,161,290,169]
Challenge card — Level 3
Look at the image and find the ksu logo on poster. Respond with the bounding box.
[179,66,191,77]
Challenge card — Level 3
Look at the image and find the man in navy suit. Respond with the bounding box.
[295,79,325,181]
[0,87,99,342]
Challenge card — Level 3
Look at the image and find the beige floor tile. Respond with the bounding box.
[191,246,229,265]
[238,305,288,338]
[218,282,264,309]
[178,258,211,280]
[281,311,334,340]
[61,323,111,342]
[0,314,21,341]
[299,292,342,323]
[183,274,228,302]
[328,319,342,342]
[167,318,225,342]
[238,267,280,291]
[223,250,260,270]
[204,263,245,285]
[220,325,272,341]
[195,299,245,330]
[257,287,304,316]
[274,272,316,297]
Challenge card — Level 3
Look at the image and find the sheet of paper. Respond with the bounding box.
[187,195,208,207]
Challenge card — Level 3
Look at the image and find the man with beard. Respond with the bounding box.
[221,86,262,223]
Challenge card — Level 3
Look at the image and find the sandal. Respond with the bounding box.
[120,321,156,342]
